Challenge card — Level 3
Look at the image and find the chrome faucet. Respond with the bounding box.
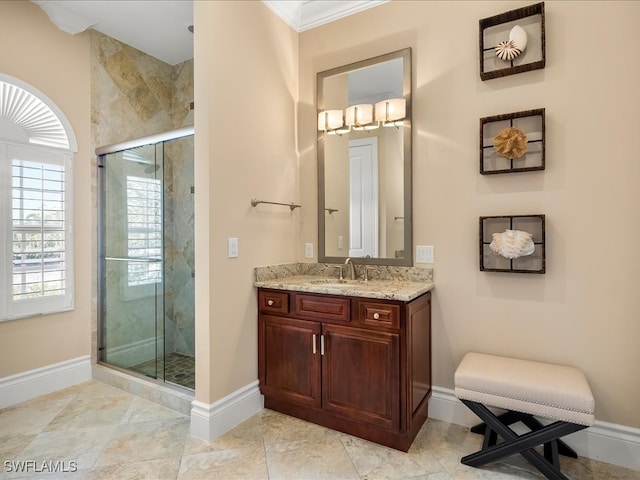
[344,257,357,280]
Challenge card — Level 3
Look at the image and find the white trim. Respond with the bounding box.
[428,386,640,472]
[261,0,389,33]
[298,0,389,32]
[0,143,75,321]
[0,355,91,408]
[190,380,263,442]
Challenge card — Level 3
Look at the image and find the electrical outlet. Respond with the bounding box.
[228,237,238,258]
[416,245,434,264]
[338,236,344,250]
[305,243,314,258]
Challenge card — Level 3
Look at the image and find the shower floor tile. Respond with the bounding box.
[129,353,195,390]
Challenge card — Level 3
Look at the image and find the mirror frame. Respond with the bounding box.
[317,47,412,266]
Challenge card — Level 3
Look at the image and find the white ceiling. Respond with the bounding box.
[32,0,388,66]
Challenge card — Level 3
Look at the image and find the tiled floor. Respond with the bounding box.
[1,381,638,479]
[130,353,195,390]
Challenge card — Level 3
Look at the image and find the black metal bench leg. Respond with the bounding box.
[544,439,560,468]
[460,400,587,480]
[482,427,498,449]
[470,410,524,434]
[471,410,579,458]
[521,414,579,458]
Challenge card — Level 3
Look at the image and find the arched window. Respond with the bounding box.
[0,73,76,321]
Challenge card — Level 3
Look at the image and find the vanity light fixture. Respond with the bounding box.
[375,98,406,127]
[345,104,378,131]
[318,110,349,135]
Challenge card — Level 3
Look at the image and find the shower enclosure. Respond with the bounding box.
[97,127,194,390]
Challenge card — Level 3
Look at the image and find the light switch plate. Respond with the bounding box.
[416,245,434,264]
[228,237,238,258]
[305,243,314,258]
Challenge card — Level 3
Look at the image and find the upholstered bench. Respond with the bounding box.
[454,352,595,480]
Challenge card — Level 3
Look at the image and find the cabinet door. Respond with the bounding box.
[322,324,399,430]
[259,315,321,407]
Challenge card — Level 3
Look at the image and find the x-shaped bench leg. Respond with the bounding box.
[471,410,578,459]
[460,400,586,480]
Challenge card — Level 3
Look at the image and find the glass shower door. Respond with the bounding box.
[99,143,165,381]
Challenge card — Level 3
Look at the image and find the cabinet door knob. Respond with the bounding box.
[267,300,274,306]
[373,313,380,320]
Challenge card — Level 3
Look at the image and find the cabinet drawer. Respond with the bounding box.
[258,290,289,314]
[358,301,400,329]
[294,294,350,323]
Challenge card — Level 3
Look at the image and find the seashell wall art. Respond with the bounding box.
[493,127,528,159]
[480,109,545,175]
[489,229,535,259]
[479,2,546,81]
[480,214,545,273]
[495,25,528,61]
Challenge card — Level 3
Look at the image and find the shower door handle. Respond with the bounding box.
[104,257,162,263]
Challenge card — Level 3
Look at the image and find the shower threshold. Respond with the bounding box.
[93,362,194,416]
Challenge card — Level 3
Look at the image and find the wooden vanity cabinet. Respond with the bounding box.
[258,288,431,451]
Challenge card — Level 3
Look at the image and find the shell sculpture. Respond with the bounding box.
[493,127,528,159]
[495,25,528,61]
[489,229,535,259]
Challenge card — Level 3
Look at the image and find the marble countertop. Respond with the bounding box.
[254,263,434,301]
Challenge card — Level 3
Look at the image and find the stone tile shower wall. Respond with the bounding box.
[163,136,195,356]
[92,31,195,366]
[91,31,193,146]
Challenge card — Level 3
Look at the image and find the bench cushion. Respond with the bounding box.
[455,352,595,426]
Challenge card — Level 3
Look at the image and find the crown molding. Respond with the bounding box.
[262,0,389,32]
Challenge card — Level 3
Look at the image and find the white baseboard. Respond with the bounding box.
[0,356,92,409]
[428,386,640,472]
[190,380,263,442]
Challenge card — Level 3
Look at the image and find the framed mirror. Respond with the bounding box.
[317,48,412,266]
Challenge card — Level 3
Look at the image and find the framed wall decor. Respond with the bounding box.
[479,214,545,274]
[480,108,545,174]
[479,2,545,81]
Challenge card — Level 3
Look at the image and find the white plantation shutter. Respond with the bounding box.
[12,158,66,299]
[1,144,73,320]
[0,74,75,321]
[0,76,74,150]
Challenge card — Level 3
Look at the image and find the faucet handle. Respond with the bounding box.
[332,265,344,281]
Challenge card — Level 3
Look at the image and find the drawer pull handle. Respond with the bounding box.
[312,334,317,354]
[320,335,325,356]
[267,300,274,306]
[373,313,380,320]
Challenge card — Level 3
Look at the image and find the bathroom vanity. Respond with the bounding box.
[256,266,433,451]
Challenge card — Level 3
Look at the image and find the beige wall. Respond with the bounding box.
[2,0,638,433]
[0,1,91,376]
[299,1,640,428]
[194,1,299,402]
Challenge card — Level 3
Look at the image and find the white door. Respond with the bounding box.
[348,137,378,258]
